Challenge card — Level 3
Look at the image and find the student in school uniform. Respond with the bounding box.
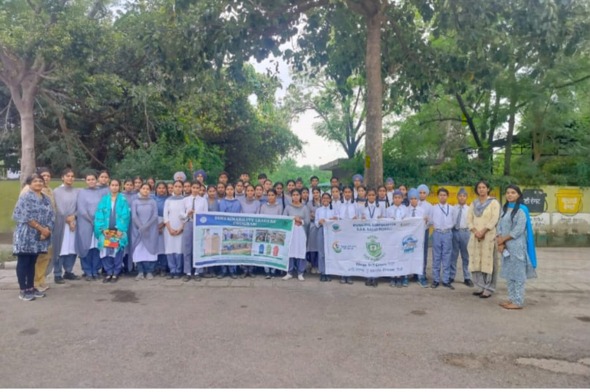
[352,174,363,200]
[76,172,104,282]
[355,185,367,214]
[235,180,246,201]
[193,169,207,185]
[429,188,455,290]
[385,178,395,202]
[216,182,226,200]
[338,186,357,284]
[285,180,296,206]
[254,184,268,204]
[315,192,337,282]
[377,185,391,208]
[97,170,110,196]
[399,184,410,207]
[362,188,385,287]
[239,184,261,278]
[274,182,287,212]
[257,173,267,187]
[52,169,80,283]
[295,177,304,191]
[309,175,320,189]
[260,189,283,279]
[182,181,192,197]
[386,190,408,287]
[301,186,310,205]
[330,186,342,211]
[404,189,429,288]
[263,179,273,195]
[163,181,185,279]
[166,182,174,196]
[94,179,131,283]
[218,183,242,279]
[181,181,208,282]
[131,183,159,280]
[450,188,474,287]
[282,189,310,281]
[146,177,156,193]
[218,171,229,185]
[152,182,169,277]
[239,171,250,184]
[206,185,219,212]
[121,179,137,274]
[417,184,433,287]
[133,176,143,193]
[330,176,340,189]
[307,187,322,274]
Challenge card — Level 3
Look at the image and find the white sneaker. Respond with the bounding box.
[298,274,305,281]
[146,273,154,280]
[135,274,145,281]
[282,274,293,281]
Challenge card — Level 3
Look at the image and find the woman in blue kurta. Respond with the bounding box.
[94,179,131,283]
[12,173,55,301]
[496,185,537,310]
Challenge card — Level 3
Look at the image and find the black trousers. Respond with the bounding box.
[16,254,38,290]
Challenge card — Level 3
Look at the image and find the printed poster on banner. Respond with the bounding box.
[193,212,294,271]
[324,218,426,278]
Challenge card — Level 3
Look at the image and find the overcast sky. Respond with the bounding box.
[251,54,348,168]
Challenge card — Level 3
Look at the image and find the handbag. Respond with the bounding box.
[103,229,120,248]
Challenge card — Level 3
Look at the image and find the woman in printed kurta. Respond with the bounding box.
[496,185,537,309]
[132,184,159,280]
[94,179,131,283]
[13,174,55,301]
[467,181,501,298]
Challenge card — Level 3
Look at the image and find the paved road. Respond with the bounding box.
[0,248,589,388]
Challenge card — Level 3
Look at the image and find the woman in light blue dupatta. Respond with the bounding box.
[496,185,537,310]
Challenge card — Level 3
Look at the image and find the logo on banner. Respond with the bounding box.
[365,235,384,261]
[331,224,341,232]
[332,241,342,253]
[402,235,418,253]
[199,216,208,224]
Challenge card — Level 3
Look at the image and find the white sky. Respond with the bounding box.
[251,55,348,168]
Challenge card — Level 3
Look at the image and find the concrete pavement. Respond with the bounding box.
[0,248,589,388]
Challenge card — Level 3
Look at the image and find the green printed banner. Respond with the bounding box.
[193,212,294,270]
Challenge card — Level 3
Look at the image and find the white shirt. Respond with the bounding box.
[452,203,469,229]
[361,202,385,219]
[338,200,357,220]
[181,195,208,221]
[315,206,337,228]
[386,204,407,220]
[429,203,454,230]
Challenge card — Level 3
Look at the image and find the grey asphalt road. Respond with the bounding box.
[0,248,589,388]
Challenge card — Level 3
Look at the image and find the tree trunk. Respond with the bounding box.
[363,10,383,188]
[19,100,36,185]
[503,97,517,176]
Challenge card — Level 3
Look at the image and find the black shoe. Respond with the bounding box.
[442,282,455,290]
[365,279,371,286]
[193,274,202,282]
[217,274,226,279]
[54,277,66,284]
[464,279,474,287]
[340,277,346,284]
[325,275,332,282]
[230,274,238,279]
[346,277,353,285]
[111,276,118,283]
[85,276,93,282]
[431,282,439,289]
[64,272,80,280]
[449,278,455,284]
[182,275,192,282]
[102,276,112,284]
[472,291,484,296]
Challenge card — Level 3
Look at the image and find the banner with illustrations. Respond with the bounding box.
[324,218,426,277]
[193,213,294,270]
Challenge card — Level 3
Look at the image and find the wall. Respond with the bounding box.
[426,185,590,247]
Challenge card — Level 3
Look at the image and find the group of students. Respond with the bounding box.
[13,168,537,310]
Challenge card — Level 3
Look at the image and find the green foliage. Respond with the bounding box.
[264,158,331,185]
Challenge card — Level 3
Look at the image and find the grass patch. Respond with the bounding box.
[0,179,85,235]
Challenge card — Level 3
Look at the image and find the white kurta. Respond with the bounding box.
[288,225,307,259]
[133,241,157,262]
[60,223,77,256]
[163,197,185,254]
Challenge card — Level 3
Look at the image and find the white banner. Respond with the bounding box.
[324,218,426,277]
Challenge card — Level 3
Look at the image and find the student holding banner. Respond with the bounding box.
[337,186,356,284]
[181,181,208,282]
[387,190,408,287]
[240,184,261,278]
[218,183,242,279]
[315,192,337,282]
[260,189,283,279]
[282,189,310,281]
